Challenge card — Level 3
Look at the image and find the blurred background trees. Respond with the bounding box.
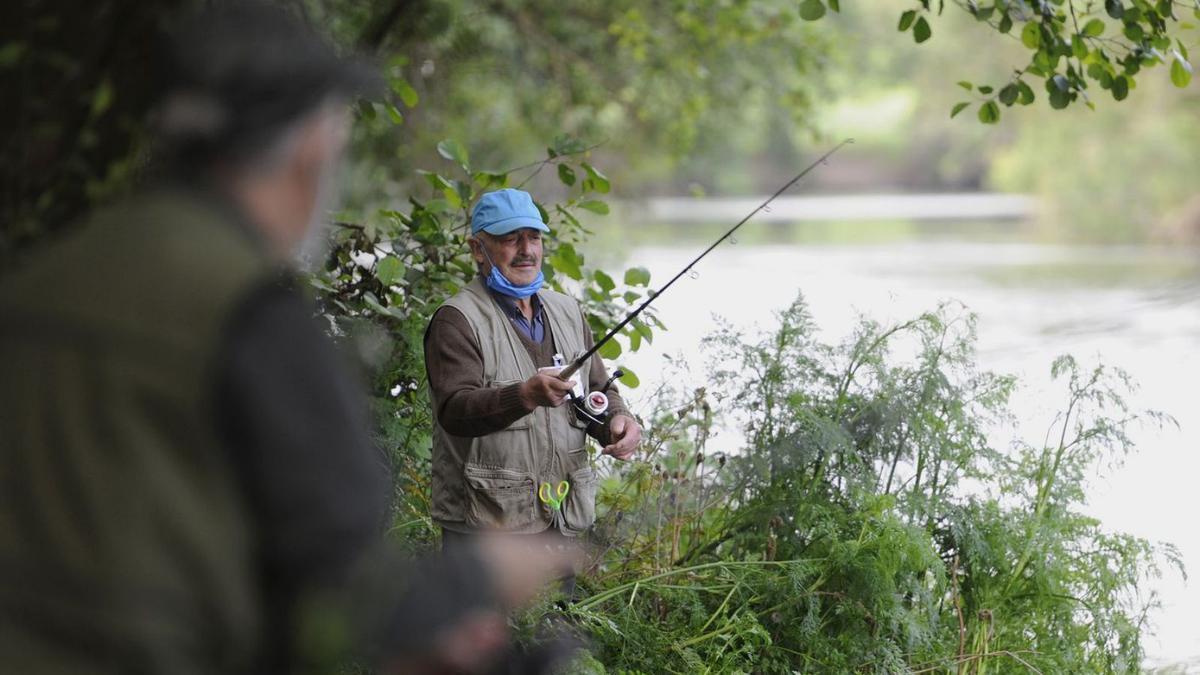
[5,0,1199,268]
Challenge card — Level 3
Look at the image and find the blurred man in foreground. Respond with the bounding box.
[0,3,568,673]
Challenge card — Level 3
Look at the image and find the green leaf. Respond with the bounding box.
[594,269,616,292]
[1123,22,1144,42]
[913,16,932,43]
[627,327,642,352]
[1017,80,1036,104]
[799,0,826,21]
[581,162,611,193]
[1106,0,1124,19]
[977,85,993,94]
[577,200,609,215]
[1083,18,1106,36]
[437,139,470,169]
[555,204,582,230]
[1171,57,1193,87]
[387,104,404,124]
[1112,74,1130,100]
[473,171,509,190]
[1046,75,1071,108]
[391,79,419,108]
[998,83,1019,105]
[898,9,917,31]
[1072,35,1089,59]
[1021,21,1042,49]
[376,256,404,286]
[957,80,974,91]
[977,100,1000,124]
[425,198,453,213]
[419,170,443,188]
[950,101,970,118]
[557,163,577,186]
[0,42,27,68]
[624,266,651,287]
[598,338,622,360]
[630,318,653,347]
[362,292,388,316]
[1122,53,1142,75]
[357,99,376,121]
[550,251,583,280]
[617,366,640,389]
[827,0,839,11]
[551,133,587,156]
[999,13,1013,34]
[90,79,114,117]
[558,242,582,265]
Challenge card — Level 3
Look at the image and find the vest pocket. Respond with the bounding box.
[561,466,599,535]
[463,464,537,531]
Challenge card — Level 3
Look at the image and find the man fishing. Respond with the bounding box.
[424,188,642,572]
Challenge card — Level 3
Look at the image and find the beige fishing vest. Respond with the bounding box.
[430,277,598,536]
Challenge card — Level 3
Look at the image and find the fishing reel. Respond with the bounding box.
[544,353,624,427]
[568,368,624,426]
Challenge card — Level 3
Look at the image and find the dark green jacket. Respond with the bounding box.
[0,189,274,673]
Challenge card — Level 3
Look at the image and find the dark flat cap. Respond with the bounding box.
[156,1,381,161]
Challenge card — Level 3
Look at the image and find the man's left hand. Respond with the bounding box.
[602,414,641,460]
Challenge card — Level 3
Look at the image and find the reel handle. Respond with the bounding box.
[601,368,625,392]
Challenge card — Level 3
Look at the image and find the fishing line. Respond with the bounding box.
[557,138,854,382]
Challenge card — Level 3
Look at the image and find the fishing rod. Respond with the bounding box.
[558,138,854,398]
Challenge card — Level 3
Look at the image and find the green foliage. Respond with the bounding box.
[6,0,1199,265]
[533,296,1179,673]
[319,0,834,209]
[0,0,184,270]
[883,0,1192,121]
[987,69,1200,242]
[799,0,828,22]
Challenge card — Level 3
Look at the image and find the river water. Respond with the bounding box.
[611,230,1200,666]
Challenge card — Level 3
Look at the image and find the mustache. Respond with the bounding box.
[510,256,538,266]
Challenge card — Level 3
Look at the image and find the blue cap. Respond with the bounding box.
[470,189,550,236]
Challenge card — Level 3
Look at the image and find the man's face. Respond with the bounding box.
[472,228,544,286]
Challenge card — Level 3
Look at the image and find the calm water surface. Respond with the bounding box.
[614,236,1200,665]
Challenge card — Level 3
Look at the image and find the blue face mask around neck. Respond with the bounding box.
[482,247,544,298]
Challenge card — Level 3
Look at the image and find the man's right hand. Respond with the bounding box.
[518,372,577,409]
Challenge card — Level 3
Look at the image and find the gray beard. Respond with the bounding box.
[294,156,342,274]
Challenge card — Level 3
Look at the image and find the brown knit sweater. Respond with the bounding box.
[423,293,629,445]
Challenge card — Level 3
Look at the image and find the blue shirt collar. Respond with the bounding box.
[487,286,545,343]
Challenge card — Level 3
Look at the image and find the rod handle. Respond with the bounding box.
[557,361,583,381]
